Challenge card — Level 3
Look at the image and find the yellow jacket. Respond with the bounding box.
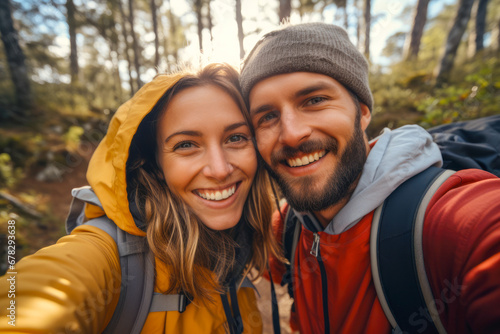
[0,73,263,333]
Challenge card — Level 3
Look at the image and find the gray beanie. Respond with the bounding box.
[240,22,373,111]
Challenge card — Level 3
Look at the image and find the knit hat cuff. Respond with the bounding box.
[240,23,374,111]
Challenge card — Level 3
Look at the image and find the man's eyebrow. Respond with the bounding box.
[294,82,338,98]
[164,130,202,144]
[224,122,248,132]
[250,104,274,116]
[250,81,340,115]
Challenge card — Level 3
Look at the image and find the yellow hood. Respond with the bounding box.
[86,73,184,236]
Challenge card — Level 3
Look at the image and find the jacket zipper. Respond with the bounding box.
[311,232,330,334]
[310,232,320,256]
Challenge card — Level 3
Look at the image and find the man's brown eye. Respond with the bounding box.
[259,112,278,125]
[307,96,326,105]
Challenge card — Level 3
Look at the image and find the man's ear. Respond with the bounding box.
[360,103,371,131]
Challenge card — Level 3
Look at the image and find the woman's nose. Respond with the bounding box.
[202,146,234,181]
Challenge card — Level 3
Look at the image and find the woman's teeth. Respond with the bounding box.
[197,185,236,201]
[287,150,326,167]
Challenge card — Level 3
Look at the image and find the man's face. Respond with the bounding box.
[249,72,371,214]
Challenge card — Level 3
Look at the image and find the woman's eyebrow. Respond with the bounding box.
[163,122,248,144]
[224,122,248,132]
[164,130,202,144]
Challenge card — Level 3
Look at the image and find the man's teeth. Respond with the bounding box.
[287,150,325,167]
[197,185,236,201]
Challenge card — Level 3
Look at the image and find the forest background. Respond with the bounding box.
[0,0,499,275]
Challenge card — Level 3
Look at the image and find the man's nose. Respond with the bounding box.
[279,108,312,148]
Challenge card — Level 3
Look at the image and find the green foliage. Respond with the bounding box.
[0,79,16,110]
[382,31,407,59]
[0,43,16,111]
[0,154,24,189]
[418,56,500,127]
[0,201,66,276]
[368,69,426,138]
[0,133,40,170]
[33,82,92,116]
[368,52,500,138]
[63,126,84,152]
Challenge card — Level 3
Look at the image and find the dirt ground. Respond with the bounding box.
[254,276,295,334]
[16,152,92,224]
[5,148,93,256]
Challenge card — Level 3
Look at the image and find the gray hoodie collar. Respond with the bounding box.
[293,125,443,235]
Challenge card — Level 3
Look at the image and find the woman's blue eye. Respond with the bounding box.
[228,134,248,143]
[174,141,194,150]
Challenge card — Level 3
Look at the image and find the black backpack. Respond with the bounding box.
[274,115,500,334]
[428,115,500,176]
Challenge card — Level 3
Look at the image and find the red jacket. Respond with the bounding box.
[269,169,500,333]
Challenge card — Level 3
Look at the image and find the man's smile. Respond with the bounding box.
[286,150,326,167]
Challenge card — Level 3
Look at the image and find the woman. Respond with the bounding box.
[0,64,281,333]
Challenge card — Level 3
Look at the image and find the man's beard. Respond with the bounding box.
[265,117,367,213]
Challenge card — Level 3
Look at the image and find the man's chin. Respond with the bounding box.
[277,178,330,211]
[285,192,329,212]
[266,164,336,211]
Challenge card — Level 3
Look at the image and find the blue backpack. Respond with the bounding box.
[274,115,500,334]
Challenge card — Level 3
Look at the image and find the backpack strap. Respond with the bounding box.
[150,293,189,313]
[66,186,189,334]
[66,186,103,234]
[270,205,302,334]
[281,205,301,297]
[370,167,455,334]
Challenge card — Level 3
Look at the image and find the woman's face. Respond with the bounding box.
[157,84,257,230]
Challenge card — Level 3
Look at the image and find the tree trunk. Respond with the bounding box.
[109,42,123,104]
[279,0,292,23]
[474,0,489,53]
[195,0,203,53]
[436,0,475,85]
[404,0,430,61]
[498,17,500,50]
[66,0,79,84]
[128,0,142,89]
[108,3,123,103]
[355,0,361,48]
[466,0,479,59]
[167,0,178,66]
[343,6,348,30]
[118,0,135,95]
[363,0,370,59]
[494,16,500,51]
[158,8,169,70]
[207,0,213,43]
[236,0,244,59]
[150,0,159,71]
[0,0,32,111]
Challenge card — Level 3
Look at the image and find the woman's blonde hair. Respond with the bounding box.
[127,63,281,302]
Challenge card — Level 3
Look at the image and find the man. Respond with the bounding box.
[240,23,500,334]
